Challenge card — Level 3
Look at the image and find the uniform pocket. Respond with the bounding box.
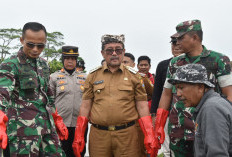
[93,83,105,104]
[118,85,133,100]
[56,81,68,96]
[19,74,39,101]
[93,83,105,93]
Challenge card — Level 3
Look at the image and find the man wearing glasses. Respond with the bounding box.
[72,34,157,157]
[0,22,67,156]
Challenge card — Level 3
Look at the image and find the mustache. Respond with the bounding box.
[110,56,119,60]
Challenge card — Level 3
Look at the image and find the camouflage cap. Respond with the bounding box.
[168,64,215,88]
[171,19,202,38]
[62,46,79,57]
[101,34,125,45]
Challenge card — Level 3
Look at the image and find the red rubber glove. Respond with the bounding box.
[138,116,158,156]
[52,109,68,140]
[0,110,8,149]
[154,108,169,146]
[72,116,88,157]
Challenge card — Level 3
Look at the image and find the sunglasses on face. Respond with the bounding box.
[171,41,177,45]
[24,41,46,49]
[104,48,124,55]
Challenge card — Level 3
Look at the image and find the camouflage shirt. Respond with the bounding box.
[0,48,56,137]
[164,46,232,147]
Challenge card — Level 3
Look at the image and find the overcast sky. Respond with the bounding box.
[1,0,232,73]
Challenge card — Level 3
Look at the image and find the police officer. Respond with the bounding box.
[72,34,157,157]
[0,22,67,156]
[50,46,87,157]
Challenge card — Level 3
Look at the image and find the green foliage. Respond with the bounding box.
[49,59,63,74]
[0,28,22,61]
[43,32,65,61]
[158,153,164,157]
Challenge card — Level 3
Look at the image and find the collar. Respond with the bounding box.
[18,47,39,65]
[147,72,153,78]
[180,45,211,59]
[102,63,124,72]
[61,68,79,74]
[194,89,215,113]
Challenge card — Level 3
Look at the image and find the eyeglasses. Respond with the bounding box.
[104,48,124,55]
[24,40,46,49]
[171,41,177,45]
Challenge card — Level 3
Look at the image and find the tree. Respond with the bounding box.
[0,28,22,62]
[49,58,63,74]
[43,32,65,61]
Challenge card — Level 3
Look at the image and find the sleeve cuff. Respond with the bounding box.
[218,74,232,87]
[164,78,173,89]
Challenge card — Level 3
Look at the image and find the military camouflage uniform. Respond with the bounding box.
[164,46,232,156]
[0,48,65,156]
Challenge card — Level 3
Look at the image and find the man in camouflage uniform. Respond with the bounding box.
[153,19,232,156]
[50,46,87,157]
[0,22,68,156]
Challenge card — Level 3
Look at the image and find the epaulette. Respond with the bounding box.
[125,66,138,74]
[89,66,102,74]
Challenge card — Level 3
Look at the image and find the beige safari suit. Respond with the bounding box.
[83,64,147,157]
[50,68,87,127]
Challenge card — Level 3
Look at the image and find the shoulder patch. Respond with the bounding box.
[125,66,138,74]
[89,66,102,73]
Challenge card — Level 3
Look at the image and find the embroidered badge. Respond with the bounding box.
[79,80,85,85]
[59,80,65,84]
[140,79,145,88]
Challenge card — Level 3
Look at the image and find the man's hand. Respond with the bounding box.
[0,110,8,149]
[52,109,68,140]
[138,116,159,156]
[154,108,169,145]
[72,116,88,157]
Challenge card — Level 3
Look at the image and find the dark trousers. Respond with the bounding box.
[61,127,88,157]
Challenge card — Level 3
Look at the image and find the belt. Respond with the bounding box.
[91,121,135,131]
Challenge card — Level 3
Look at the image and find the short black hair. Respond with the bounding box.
[187,30,203,42]
[124,52,135,62]
[138,55,151,65]
[22,22,47,39]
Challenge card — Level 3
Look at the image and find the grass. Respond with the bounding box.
[158,153,164,157]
